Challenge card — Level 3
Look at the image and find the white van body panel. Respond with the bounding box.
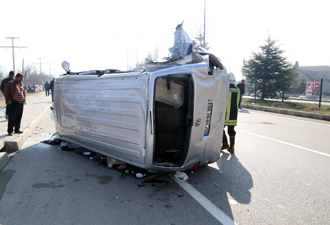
[54,72,149,166]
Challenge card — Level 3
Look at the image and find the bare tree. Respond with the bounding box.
[153,42,159,62]
[187,21,211,50]
[133,52,158,71]
[195,30,211,50]
[16,64,53,87]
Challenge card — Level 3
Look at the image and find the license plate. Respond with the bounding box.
[204,103,213,136]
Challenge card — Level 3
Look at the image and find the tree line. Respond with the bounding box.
[0,64,54,89]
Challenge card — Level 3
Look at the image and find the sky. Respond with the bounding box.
[0,0,329,81]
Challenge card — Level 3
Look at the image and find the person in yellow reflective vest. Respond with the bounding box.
[222,72,240,153]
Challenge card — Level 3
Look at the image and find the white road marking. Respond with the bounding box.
[228,198,238,205]
[237,129,330,158]
[170,175,237,225]
[246,110,330,127]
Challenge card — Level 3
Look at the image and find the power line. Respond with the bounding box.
[0,37,27,71]
[34,58,48,74]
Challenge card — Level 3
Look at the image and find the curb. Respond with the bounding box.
[0,139,4,150]
[0,152,9,172]
[2,106,51,153]
[242,104,330,121]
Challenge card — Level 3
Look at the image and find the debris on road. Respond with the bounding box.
[174,171,189,181]
[40,132,61,145]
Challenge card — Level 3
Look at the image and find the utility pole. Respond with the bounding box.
[35,58,47,74]
[22,58,26,87]
[203,0,206,48]
[48,63,56,77]
[0,37,27,71]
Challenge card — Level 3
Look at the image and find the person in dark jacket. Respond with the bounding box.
[236,79,245,109]
[1,71,15,119]
[44,81,50,96]
[222,73,240,153]
[49,78,55,102]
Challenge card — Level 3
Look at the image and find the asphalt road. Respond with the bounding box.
[1,108,330,225]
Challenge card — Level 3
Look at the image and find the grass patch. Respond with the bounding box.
[243,99,330,115]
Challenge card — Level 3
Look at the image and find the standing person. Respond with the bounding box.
[236,79,245,109]
[221,72,240,153]
[0,71,15,119]
[44,81,50,96]
[4,73,26,136]
[49,78,55,102]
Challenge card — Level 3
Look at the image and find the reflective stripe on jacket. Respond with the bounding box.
[225,87,240,126]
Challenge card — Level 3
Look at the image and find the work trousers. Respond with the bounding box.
[7,100,24,134]
[224,125,236,136]
[223,125,236,145]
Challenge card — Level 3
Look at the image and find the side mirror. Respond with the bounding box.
[62,61,70,73]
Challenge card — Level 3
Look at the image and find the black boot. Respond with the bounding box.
[228,136,235,153]
[221,131,229,150]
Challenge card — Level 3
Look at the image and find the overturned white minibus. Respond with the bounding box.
[54,60,229,171]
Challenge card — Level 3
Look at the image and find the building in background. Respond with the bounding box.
[294,62,330,96]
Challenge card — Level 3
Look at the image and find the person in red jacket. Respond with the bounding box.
[4,73,25,136]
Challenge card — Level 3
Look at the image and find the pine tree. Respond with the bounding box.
[242,37,296,100]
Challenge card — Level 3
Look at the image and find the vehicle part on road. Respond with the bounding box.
[136,173,146,178]
[174,171,189,181]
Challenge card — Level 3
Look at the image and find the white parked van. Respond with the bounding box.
[54,60,229,171]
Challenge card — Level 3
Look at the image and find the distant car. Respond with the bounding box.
[26,86,35,93]
[274,92,289,100]
[37,85,43,92]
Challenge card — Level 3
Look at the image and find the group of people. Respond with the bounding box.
[0,71,55,136]
[44,78,55,101]
[0,71,26,136]
[221,73,245,153]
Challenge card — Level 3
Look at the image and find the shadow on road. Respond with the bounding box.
[0,141,227,225]
[186,151,253,222]
[239,108,251,114]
